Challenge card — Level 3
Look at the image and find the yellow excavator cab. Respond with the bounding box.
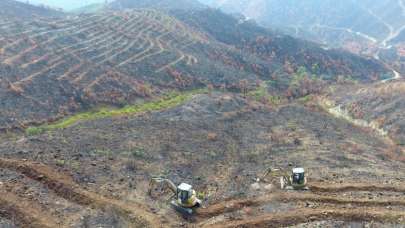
[149,177,202,215]
[290,167,307,189]
[280,167,309,190]
[175,183,201,209]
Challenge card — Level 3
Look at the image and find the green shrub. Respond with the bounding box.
[56,159,65,166]
[248,84,267,101]
[248,82,283,106]
[26,127,44,136]
[298,95,313,103]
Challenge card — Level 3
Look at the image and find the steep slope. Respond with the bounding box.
[321,80,405,147]
[109,0,206,10]
[70,3,108,14]
[0,1,391,131]
[0,92,404,227]
[202,0,405,47]
[201,0,405,75]
[0,2,404,227]
[0,0,64,18]
[171,9,390,80]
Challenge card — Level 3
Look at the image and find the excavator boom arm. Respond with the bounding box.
[149,177,177,194]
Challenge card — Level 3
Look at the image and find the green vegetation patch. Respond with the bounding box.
[26,90,204,135]
[298,94,313,103]
[247,82,283,106]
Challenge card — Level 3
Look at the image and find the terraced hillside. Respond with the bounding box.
[0,1,404,227]
[0,4,393,131]
[0,9,210,130]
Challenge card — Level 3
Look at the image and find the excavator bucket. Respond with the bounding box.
[148,177,202,217]
[148,177,176,199]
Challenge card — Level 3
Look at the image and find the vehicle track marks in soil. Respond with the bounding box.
[0,158,163,228]
[0,190,59,228]
[204,208,405,227]
[308,182,405,193]
[196,191,405,219]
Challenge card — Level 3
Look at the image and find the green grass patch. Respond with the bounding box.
[26,90,205,135]
[247,84,267,101]
[247,82,283,106]
[26,127,45,136]
[298,94,313,103]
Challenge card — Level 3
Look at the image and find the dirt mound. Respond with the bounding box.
[206,208,405,228]
[309,182,405,193]
[197,181,405,227]
[196,189,405,219]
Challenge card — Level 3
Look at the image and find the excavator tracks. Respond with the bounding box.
[0,158,403,227]
[196,182,405,227]
[0,158,165,227]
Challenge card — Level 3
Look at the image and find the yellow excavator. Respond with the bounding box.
[260,167,309,190]
[149,177,202,215]
[280,167,308,190]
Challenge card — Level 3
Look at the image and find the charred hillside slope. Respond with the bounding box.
[0,0,392,130]
[322,80,405,146]
[109,0,206,10]
[0,0,64,19]
[171,9,390,80]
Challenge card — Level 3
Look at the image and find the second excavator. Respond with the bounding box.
[280,167,308,190]
[260,167,309,190]
[149,177,202,215]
